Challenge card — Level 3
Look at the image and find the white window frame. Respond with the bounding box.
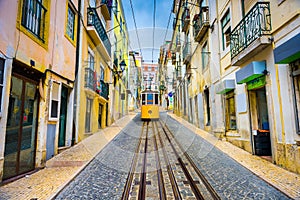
[66,3,76,41]
[221,9,231,52]
[88,47,95,70]
[100,63,105,80]
[49,80,61,121]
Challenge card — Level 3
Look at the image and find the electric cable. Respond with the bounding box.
[129,0,143,57]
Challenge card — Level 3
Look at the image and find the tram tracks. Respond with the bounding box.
[121,120,220,200]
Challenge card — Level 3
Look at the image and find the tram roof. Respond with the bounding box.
[140,90,159,94]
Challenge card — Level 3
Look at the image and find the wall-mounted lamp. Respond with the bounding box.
[262,69,270,75]
[114,60,126,76]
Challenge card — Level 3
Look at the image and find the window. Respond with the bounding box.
[292,62,300,134]
[225,91,236,130]
[0,58,4,112]
[88,48,94,70]
[100,64,104,80]
[66,4,75,41]
[49,81,61,120]
[221,9,231,50]
[202,42,208,70]
[21,0,47,41]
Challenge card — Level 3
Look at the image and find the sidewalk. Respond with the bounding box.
[0,113,137,200]
[168,112,300,200]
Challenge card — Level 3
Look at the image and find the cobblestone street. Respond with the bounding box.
[55,113,292,199]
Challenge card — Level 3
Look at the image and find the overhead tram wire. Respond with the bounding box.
[163,8,172,43]
[129,0,143,57]
[152,0,156,63]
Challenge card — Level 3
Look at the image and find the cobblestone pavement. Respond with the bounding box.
[56,113,293,199]
[0,114,136,200]
[0,111,299,200]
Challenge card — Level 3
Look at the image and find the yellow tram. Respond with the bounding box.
[140,90,160,120]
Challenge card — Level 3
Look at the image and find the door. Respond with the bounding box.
[98,103,102,129]
[3,75,38,179]
[58,85,68,147]
[249,87,271,156]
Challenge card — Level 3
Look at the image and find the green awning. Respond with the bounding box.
[216,79,235,94]
[236,61,266,84]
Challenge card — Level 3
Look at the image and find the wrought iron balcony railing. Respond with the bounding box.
[21,0,47,42]
[230,2,271,59]
[181,7,190,32]
[193,6,209,42]
[84,68,109,100]
[87,7,111,56]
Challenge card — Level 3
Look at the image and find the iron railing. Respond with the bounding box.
[85,68,109,100]
[87,7,111,56]
[193,6,209,41]
[21,0,47,42]
[230,2,271,59]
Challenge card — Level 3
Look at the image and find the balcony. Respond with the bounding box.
[193,6,209,42]
[100,0,112,20]
[84,68,109,100]
[183,42,191,64]
[230,2,272,66]
[181,8,190,32]
[87,8,111,60]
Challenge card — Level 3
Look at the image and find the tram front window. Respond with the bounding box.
[142,94,146,105]
[147,94,153,105]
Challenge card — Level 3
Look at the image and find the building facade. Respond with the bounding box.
[75,0,112,141]
[0,0,78,181]
[110,0,129,122]
[170,0,300,174]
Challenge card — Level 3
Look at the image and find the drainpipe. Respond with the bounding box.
[73,0,83,145]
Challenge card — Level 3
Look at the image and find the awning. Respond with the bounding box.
[216,79,235,94]
[274,33,300,64]
[236,61,266,84]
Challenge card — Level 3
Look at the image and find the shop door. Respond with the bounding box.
[249,87,272,156]
[98,104,102,129]
[3,75,38,179]
[58,86,68,147]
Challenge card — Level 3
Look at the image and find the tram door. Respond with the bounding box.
[3,75,38,179]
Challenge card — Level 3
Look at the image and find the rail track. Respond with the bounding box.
[121,120,220,200]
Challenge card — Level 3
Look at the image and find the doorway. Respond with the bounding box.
[249,87,272,156]
[58,85,68,147]
[3,75,39,179]
[98,103,103,129]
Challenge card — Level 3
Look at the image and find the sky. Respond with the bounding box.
[121,0,174,63]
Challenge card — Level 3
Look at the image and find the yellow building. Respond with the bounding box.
[0,0,78,181]
[109,0,129,122]
[75,0,112,141]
